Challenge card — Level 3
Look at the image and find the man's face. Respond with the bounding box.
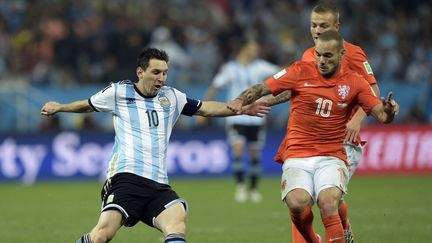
[310,12,339,44]
[315,39,344,78]
[243,40,259,60]
[137,59,168,96]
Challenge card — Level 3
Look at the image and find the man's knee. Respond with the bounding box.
[163,220,186,235]
[285,189,312,213]
[156,203,187,235]
[317,187,342,216]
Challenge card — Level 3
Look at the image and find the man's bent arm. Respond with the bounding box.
[236,84,272,105]
[370,103,397,124]
[261,90,292,106]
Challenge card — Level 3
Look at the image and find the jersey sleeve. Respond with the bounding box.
[265,64,299,95]
[355,76,381,114]
[212,64,232,88]
[89,83,116,112]
[181,97,203,116]
[348,46,377,85]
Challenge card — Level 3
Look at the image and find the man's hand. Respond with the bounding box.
[227,98,244,114]
[41,101,61,116]
[241,100,271,117]
[344,119,361,144]
[382,92,399,116]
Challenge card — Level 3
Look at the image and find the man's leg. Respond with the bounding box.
[341,143,363,242]
[339,200,349,230]
[314,156,349,243]
[291,222,308,243]
[155,202,187,243]
[285,189,320,243]
[232,141,247,202]
[339,200,354,242]
[248,146,262,203]
[76,210,123,243]
[282,159,321,243]
[317,187,344,243]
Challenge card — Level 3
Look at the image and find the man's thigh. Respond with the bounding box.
[281,158,316,201]
[154,202,187,234]
[101,173,186,228]
[314,156,349,200]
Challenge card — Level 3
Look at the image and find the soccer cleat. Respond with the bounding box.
[235,184,248,203]
[249,190,262,203]
[316,233,322,243]
[344,225,355,243]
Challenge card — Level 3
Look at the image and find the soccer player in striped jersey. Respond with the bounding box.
[41,48,270,243]
[227,31,398,243]
[199,36,279,203]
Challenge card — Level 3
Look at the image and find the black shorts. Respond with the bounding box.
[100,172,187,227]
[228,124,265,147]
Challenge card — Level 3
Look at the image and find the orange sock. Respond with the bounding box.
[290,207,319,243]
[291,222,308,243]
[322,214,344,243]
[338,201,349,230]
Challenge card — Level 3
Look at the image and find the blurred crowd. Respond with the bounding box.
[1,0,432,132]
[1,0,431,85]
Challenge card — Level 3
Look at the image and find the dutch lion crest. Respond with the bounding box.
[338,85,350,100]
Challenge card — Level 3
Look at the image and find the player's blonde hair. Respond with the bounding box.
[312,1,340,25]
[317,30,344,51]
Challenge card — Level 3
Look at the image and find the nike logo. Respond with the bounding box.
[304,83,316,87]
[337,103,348,107]
[329,236,344,242]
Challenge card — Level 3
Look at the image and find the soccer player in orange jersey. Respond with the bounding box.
[261,3,381,242]
[299,3,379,243]
[227,30,399,243]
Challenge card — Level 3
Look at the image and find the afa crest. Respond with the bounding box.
[338,85,350,100]
[159,96,171,107]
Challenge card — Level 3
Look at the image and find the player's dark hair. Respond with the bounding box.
[137,48,169,70]
[317,30,344,50]
[312,1,340,24]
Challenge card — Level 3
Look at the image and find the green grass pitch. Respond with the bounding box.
[1,176,431,242]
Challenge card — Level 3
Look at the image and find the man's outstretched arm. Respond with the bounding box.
[195,101,270,117]
[41,99,94,116]
[227,83,273,113]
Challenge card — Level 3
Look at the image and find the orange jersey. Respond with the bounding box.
[302,40,377,144]
[265,61,381,164]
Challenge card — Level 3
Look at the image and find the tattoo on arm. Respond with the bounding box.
[237,84,270,105]
[266,90,291,106]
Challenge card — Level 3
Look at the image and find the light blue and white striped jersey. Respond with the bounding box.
[212,59,279,125]
[89,81,201,184]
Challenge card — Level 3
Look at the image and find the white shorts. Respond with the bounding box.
[280,156,349,202]
[344,143,363,179]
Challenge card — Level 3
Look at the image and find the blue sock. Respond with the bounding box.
[164,232,186,243]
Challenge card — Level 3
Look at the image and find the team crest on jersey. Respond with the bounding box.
[338,85,350,100]
[159,96,171,107]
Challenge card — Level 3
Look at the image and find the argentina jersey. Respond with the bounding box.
[213,59,279,125]
[89,81,201,184]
